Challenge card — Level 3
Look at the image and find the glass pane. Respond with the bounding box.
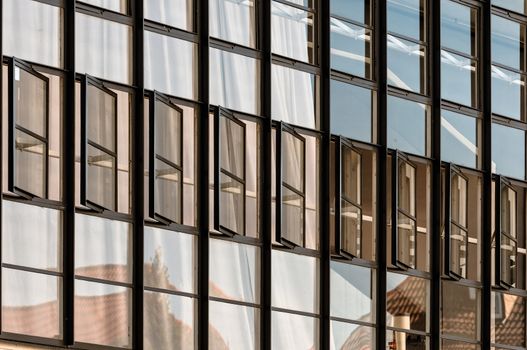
[451,173,468,227]
[144,227,196,293]
[501,236,517,287]
[492,15,525,71]
[74,280,131,348]
[451,225,468,278]
[491,292,526,347]
[3,0,63,68]
[245,120,260,238]
[386,331,428,349]
[342,200,361,256]
[87,144,116,210]
[282,185,304,246]
[442,282,479,340]
[387,0,424,41]
[154,159,182,224]
[209,301,259,350]
[330,261,375,322]
[398,160,416,215]
[209,240,260,303]
[14,66,47,137]
[144,0,193,31]
[441,50,477,107]
[331,19,372,79]
[387,35,426,93]
[330,80,374,143]
[501,185,517,238]
[492,123,525,179]
[210,48,260,115]
[14,130,45,197]
[272,1,314,63]
[272,250,318,313]
[331,321,374,350]
[272,311,318,350]
[331,0,371,25]
[283,130,304,191]
[75,214,131,283]
[387,96,428,156]
[397,212,416,268]
[144,292,195,349]
[492,0,527,15]
[442,339,479,350]
[492,65,525,120]
[144,31,197,100]
[155,99,181,165]
[441,0,476,56]
[2,201,61,271]
[82,0,128,13]
[440,109,478,168]
[220,173,244,234]
[220,116,244,178]
[342,147,361,203]
[272,64,316,129]
[76,13,132,84]
[387,273,429,332]
[210,0,255,47]
[87,84,115,152]
[2,268,61,339]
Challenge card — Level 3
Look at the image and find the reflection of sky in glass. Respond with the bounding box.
[330,321,374,350]
[441,109,478,168]
[492,0,526,15]
[387,0,422,41]
[441,0,474,55]
[441,50,476,107]
[331,0,368,24]
[331,80,372,142]
[492,123,525,180]
[387,34,425,93]
[492,65,524,120]
[331,18,370,78]
[492,15,524,70]
[387,95,427,156]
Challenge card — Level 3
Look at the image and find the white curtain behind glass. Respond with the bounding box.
[271,2,310,62]
[210,0,255,47]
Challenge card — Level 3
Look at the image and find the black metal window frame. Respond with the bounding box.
[494,175,519,290]
[7,57,50,200]
[148,90,184,225]
[80,74,119,213]
[444,162,470,280]
[274,120,307,249]
[333,135,364,259]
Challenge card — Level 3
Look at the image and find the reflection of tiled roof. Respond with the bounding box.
[2,301,60,340]
[493,294,526,347]
[340,321,373,350]
[386,277,427,331]
[75,264,130,283]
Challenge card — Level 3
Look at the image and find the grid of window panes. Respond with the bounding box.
[0,0,527,350]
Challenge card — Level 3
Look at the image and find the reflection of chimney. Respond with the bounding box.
[394,315,411,350]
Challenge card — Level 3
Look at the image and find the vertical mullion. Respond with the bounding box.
[261,0,272,345]
[430,0,442,347]
[319,0,331,343]
[481,0,492,349]
[132,0,145,348]
[198,0,210,346]
[376,0,388,348]
[63,0,76,345]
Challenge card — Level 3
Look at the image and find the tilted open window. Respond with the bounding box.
[275,121,306,248]
[80,75,118,212]
[391,151,417,270]
[213,107,247,236]
[149,91,183,224]
[334,136,363,259]
[444,163,469,280]
[495,176,518,289]
[8,58,49,199]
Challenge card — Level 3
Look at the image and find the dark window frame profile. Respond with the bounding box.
[274,120,307,249]
[148,90,184,225]
[80,74,119,213]
[333,135,363,259]
[444,162,470,280]
[213,106,247,237]
[7,57,50,200]
[391,150,418,270]
[494,175,519,289]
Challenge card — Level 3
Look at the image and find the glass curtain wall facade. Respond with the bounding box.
[0,0,526,350]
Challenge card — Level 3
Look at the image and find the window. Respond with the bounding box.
[444,164,469,279]
[441,282,480,342]
[491,122,525,180]
[492,0,527,15]
[80,75,118,212]
[149,92,183,224]
[495,177,518,288]
[440,109,480,169]
[81,0,129,14]
[209,0,256,48]
[275,122,306,248]
[7,58,49,199]
[491,292,526,348]
[144,0,193,31]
